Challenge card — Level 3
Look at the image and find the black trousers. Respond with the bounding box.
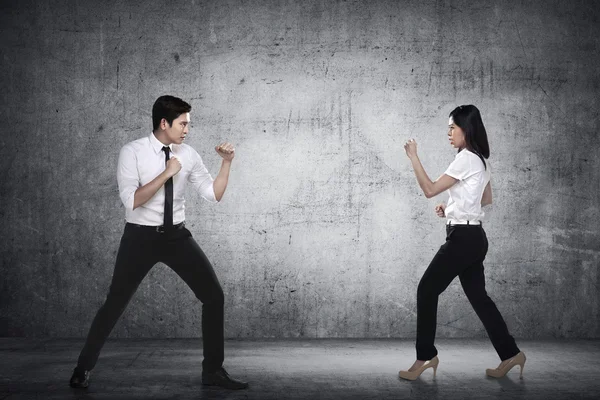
[77,223,224,373]
[416,224,520,361]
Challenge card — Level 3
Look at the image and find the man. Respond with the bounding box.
[69,95,248,390]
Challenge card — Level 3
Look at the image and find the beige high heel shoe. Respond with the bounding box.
[486,352,526,378]
[398,356,439,381]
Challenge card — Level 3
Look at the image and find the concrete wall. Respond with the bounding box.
[1,0,598,339]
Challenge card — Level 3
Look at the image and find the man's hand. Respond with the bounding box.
[216,142,235,161]
[133,156,181,210]
[404,138,418,159]
[165,156,182,177]
[435,203,446,218]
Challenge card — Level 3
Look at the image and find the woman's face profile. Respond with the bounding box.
[448,117,466,150]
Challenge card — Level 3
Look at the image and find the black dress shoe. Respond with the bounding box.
[69,367,90,388]
[202,368,248,390]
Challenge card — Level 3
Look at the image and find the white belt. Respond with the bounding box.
[447,219,481,226]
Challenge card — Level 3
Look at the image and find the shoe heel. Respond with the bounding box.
[519,363,524,379]
[432,365,437,378]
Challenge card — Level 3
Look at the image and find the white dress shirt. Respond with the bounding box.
[117,133,217,226]
[443,149,491,222]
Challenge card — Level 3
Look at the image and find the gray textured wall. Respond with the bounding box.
[1,0,599,339]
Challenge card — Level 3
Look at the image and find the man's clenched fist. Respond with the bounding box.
[216,142,235,161]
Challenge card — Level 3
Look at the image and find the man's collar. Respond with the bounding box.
[149,132,172,154]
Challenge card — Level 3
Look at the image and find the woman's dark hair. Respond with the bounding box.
[152,95,192,131]
[449,104,490,169]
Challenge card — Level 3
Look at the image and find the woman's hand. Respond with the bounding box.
[404,138,418,159]
[435,203,446,218]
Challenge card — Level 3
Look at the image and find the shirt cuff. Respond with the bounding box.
[208,184,219,203]
[444,169,462,181]
[121,191,135,211]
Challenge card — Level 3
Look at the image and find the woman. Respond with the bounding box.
[398,105,525,380]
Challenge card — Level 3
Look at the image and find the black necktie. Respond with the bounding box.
[162,146,174,230]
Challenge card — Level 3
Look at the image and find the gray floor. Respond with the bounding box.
[1,338,598,400]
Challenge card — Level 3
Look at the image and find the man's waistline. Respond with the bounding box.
[126,221,185,234]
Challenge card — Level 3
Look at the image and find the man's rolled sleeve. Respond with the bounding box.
[117,145,139,211]
[188,150,218,203]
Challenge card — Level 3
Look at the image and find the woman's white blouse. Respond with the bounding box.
[443,149,491,222]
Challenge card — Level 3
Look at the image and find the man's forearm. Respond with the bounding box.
[133,171,171,210]
[213,159,232,202]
